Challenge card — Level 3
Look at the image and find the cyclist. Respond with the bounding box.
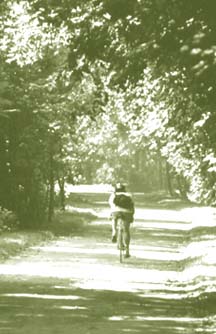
[109,182,134,258]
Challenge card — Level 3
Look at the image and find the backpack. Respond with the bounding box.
[113,193,134,211]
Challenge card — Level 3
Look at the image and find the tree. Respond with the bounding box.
[1,0,216,214]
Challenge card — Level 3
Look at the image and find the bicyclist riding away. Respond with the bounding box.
[109,182,135,258]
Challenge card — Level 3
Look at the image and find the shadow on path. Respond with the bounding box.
[0,278,209,334]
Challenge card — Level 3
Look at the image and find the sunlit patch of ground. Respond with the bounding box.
[1,191,216,333]
[0,208,216,294]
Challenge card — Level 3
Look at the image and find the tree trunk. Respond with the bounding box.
[158,154,163,190]
[166,162,174,196]
[177,174,188,200]
[48,140,55,222]
[58,177,65,211]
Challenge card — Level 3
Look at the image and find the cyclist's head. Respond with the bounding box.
[115,182,126,193]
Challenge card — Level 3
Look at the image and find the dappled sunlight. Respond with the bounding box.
[2,238,24,245]
[134,221,190,231]
[180,264,216,282]
[108,315,203,323]
[31,244,120,256]
[134,208,191,226]
[66,205,97,217]
[1,193,216,333]
[16,313,44,317]
[66,184,113,193]
[1,277,209,334]
[181,206,216,227]
[0,205,216,296]
[0,259,179,292]
[56,305,87,310]
[0,293,86,300]
[96,208,112,219]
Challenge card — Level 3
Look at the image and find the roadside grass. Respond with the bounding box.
[0,230,54,262]
[44,207,97,236]
[0,196,97,262]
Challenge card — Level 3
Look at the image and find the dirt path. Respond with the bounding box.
[0,201,214,333]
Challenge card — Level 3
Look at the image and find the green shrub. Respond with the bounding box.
[0,207,19,233]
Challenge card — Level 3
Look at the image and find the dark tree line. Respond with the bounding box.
[0,0,216,227]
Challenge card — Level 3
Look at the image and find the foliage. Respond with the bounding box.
[0,207,19,233]
[0,0,216,229]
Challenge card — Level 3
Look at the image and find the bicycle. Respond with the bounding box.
[116,216,126,263]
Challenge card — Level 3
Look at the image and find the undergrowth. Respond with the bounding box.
[0,206,97,262]
[0,231,54,261]
[44,208,97,236]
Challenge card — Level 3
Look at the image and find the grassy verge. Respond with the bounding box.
[44,207,97,236]
[0,205,97,262]
[0,230,54,262]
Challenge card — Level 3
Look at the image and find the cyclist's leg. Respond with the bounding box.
[123,220,130,257]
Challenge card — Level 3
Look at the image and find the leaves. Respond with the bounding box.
[0,1,70,66]
[0,0,216,218]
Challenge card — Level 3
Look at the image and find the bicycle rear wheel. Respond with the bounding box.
[117,218,124,263]
[119,229,123,263]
